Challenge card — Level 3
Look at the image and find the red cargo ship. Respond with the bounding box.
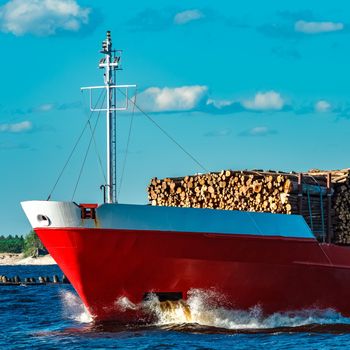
[21,31,350,322]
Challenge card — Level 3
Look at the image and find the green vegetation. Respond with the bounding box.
[0,231,47,256]
[0,235,24,253]
[23,230,46,257]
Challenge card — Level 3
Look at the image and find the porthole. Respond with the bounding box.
[37,214,51,226]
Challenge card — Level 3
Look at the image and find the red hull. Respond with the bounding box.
[35,227,350,322]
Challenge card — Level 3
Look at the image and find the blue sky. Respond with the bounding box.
[1,0,350,235]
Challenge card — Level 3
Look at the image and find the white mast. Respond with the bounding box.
[81,31,136,203]
[104,30,115,204]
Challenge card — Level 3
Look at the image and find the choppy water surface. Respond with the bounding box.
[1,265,350,349]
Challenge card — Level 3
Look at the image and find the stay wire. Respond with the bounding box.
[71,92,106,200]
[118,89,208,173]
[118,89,138,197]
[46,89,105,201]
[88,118,107,183]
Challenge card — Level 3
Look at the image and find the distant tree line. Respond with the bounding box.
[0,231,47,256]
[0,235,24,253]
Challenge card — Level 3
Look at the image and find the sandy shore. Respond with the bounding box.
[0,253,56,265]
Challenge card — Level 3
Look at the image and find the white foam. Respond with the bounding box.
[115,296,138,312]
[60,290,93,323]
[61,288,350,329]
[138,289,350,329]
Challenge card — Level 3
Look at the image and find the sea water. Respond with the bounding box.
[0,265,349,349]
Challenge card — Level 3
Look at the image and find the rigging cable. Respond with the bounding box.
[88,117,107,183]
[118,88,138,197]
[46,89,105,201]
[118,88,208,173]
[71,92,106,200]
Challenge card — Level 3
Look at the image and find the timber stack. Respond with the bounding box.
[147,169,350,244]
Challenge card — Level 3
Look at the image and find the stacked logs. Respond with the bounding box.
[309,169,350,244]
[147,169,350,244]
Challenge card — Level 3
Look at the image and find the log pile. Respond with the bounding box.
[309,169,350,244]
[147,169,350,244]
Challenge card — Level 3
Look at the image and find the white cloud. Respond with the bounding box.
[206,99,234,109]
[315,100,331,112]
[174,9,204,25]
[249,126,270,135]
[0,0,90,36]
[295,20,344,34]
[35,103,55,112]
[138,85,208,112]
[0,121,32,132]
[240,126,277,137]
[242,91,284,111]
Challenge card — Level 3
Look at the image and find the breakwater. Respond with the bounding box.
[0,274,70,285]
